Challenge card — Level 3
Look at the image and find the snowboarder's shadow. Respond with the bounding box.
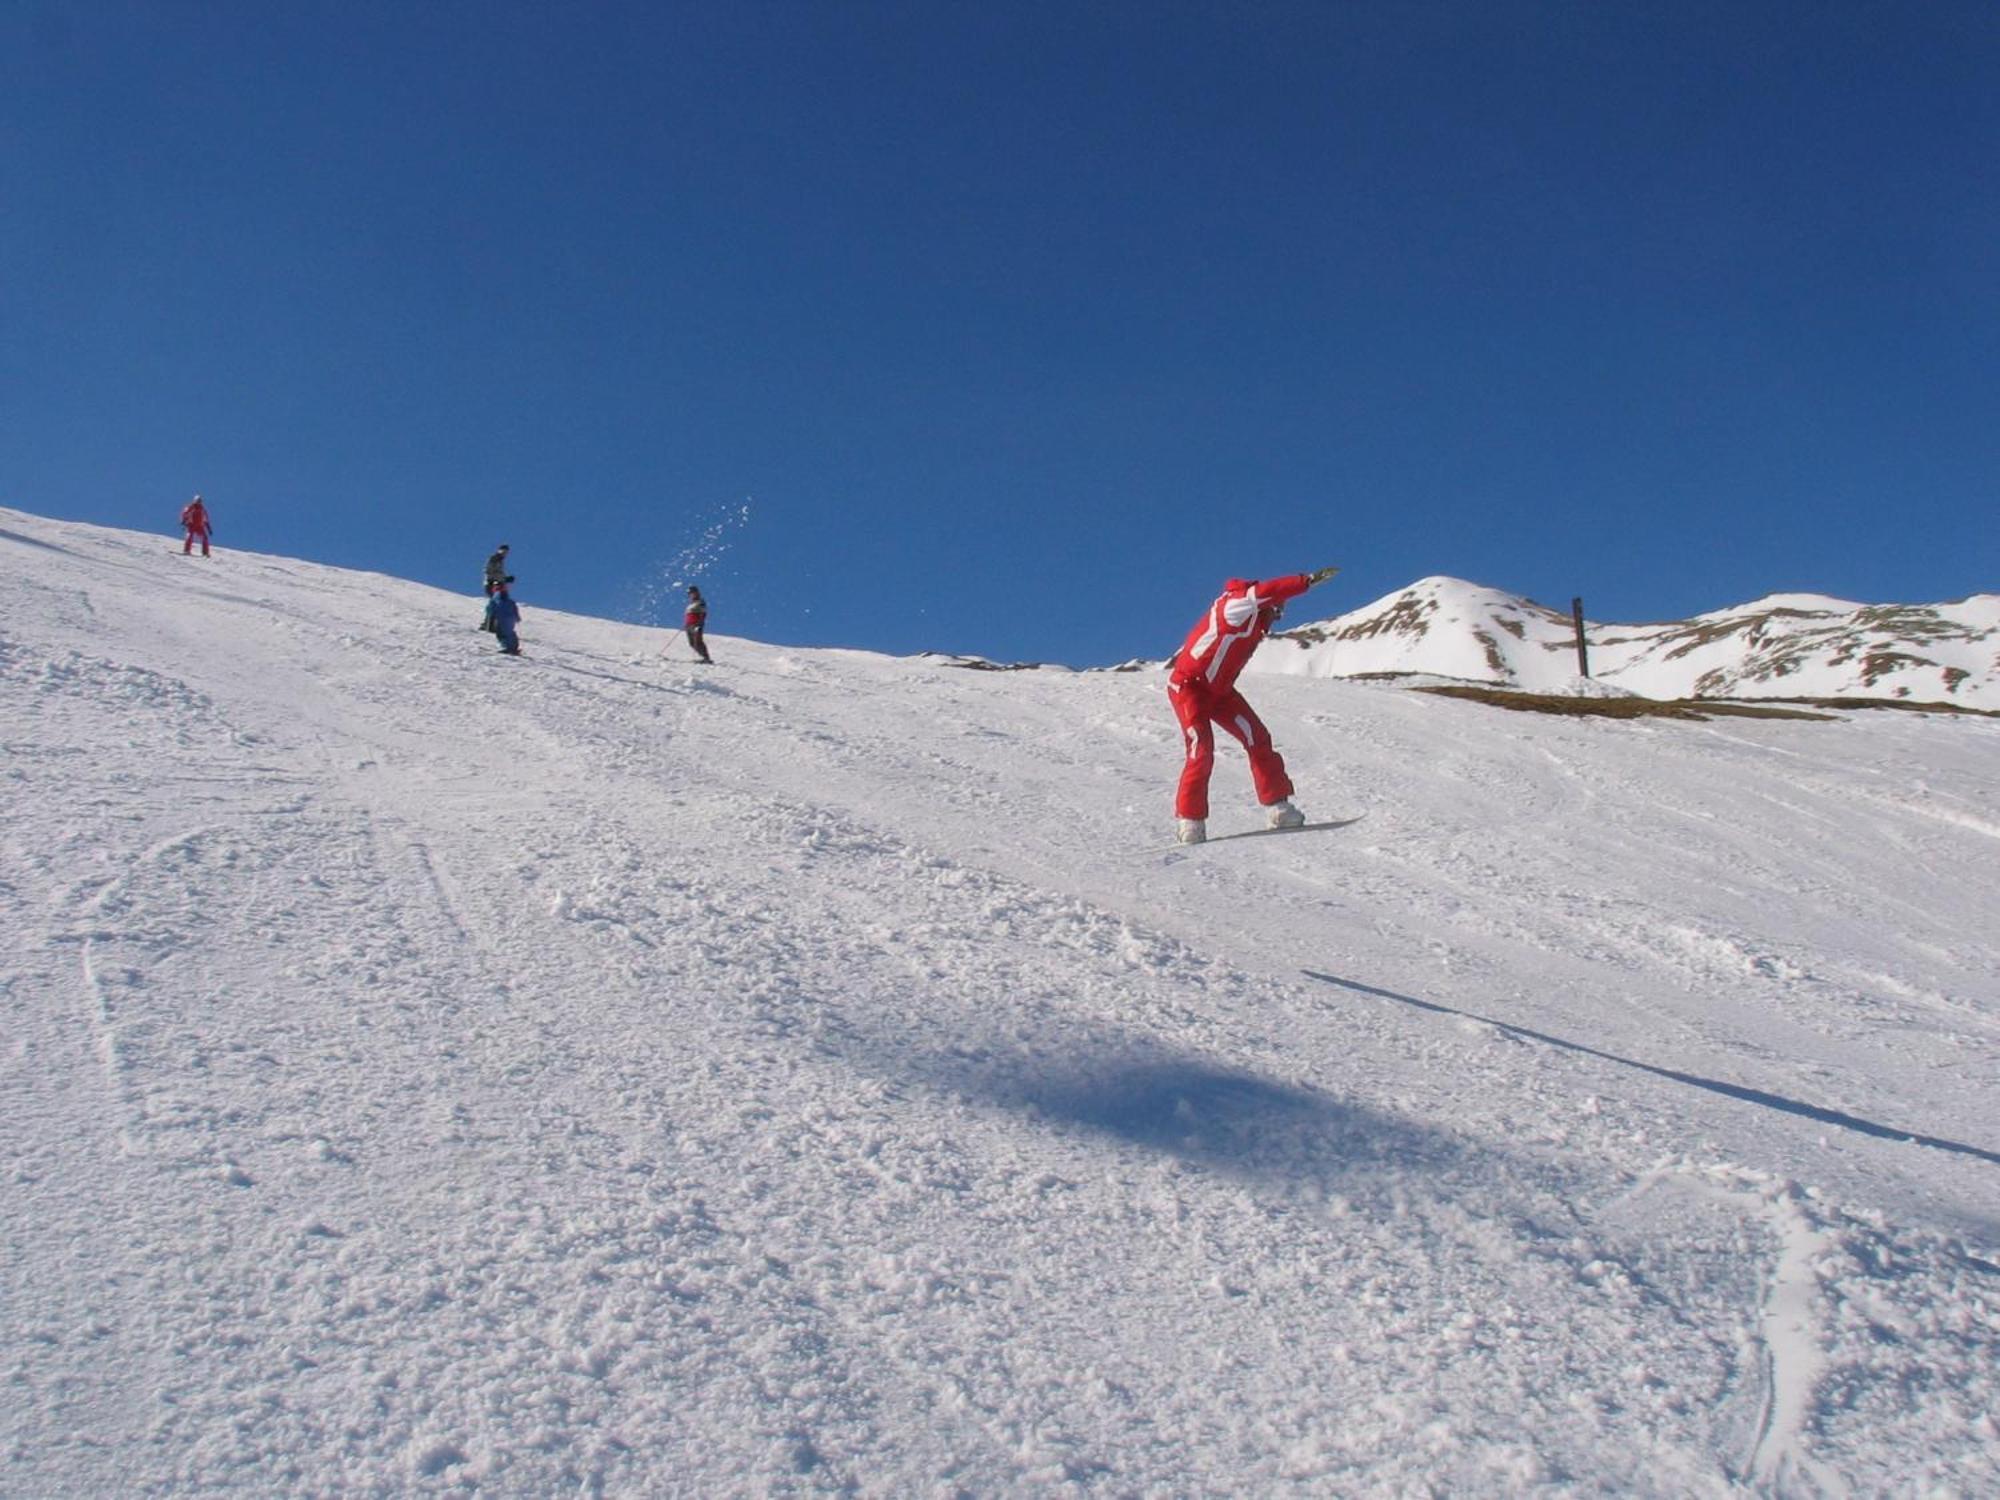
[0,527,78,557]
[1303,969,2000,1168]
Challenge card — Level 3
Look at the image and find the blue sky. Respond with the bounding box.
[4,1,1995,664]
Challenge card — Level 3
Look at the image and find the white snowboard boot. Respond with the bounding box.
[1176,818,1207,845]
[1266,799,1306,830]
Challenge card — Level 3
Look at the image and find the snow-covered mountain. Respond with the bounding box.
[4,507,1998,1495]
[1258,576,2000,708]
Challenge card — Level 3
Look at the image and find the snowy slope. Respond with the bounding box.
[1260,576,2000,708]
[4,507,1998,1497]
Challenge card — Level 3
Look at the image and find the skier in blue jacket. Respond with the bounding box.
[486,584,522,655]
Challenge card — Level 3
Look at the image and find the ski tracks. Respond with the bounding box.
[1600,1164,2000,1498]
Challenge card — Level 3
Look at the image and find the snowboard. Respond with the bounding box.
[1169,814,1366,849]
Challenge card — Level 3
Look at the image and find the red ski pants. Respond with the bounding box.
[1168,678,1293,819]
[183,527,210,556]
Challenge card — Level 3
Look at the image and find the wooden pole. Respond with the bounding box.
[1571,597,1591,678]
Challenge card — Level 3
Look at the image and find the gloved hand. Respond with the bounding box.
[1306,565,1339,586]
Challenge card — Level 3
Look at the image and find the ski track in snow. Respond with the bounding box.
[3,508,1999,1495]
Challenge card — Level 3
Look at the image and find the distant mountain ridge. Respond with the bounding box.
[1252,577,2000,709]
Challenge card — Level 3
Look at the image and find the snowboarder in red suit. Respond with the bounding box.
[683,586,712,663]
[1167,568,1339,844]
[180,495,212,557]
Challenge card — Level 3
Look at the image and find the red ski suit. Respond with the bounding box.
[180,499,211,556]
[1167,575,1311,820]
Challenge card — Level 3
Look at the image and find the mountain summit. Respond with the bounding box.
[1258,577,2000,707]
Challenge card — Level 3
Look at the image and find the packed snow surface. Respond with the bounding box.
[4,508,1998,1496]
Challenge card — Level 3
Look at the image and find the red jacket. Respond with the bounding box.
[1171,575,1311,693]
[181,500,210,533]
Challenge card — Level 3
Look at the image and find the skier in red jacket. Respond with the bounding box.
[683,586,713,663]
[1167,567,1338,844]
[180,495,212,557]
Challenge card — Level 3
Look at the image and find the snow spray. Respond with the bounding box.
[632,499,753,626]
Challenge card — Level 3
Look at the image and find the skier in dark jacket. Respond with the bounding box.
[487,584,522,655]
[683,586,712,663]
[484,544,511,596]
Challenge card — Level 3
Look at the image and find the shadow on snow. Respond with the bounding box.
[0,527,80,558]
[908,1036,1460,1186]
[1303,970,2000,1168]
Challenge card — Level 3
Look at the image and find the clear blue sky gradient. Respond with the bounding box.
[5,1,1995,663]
